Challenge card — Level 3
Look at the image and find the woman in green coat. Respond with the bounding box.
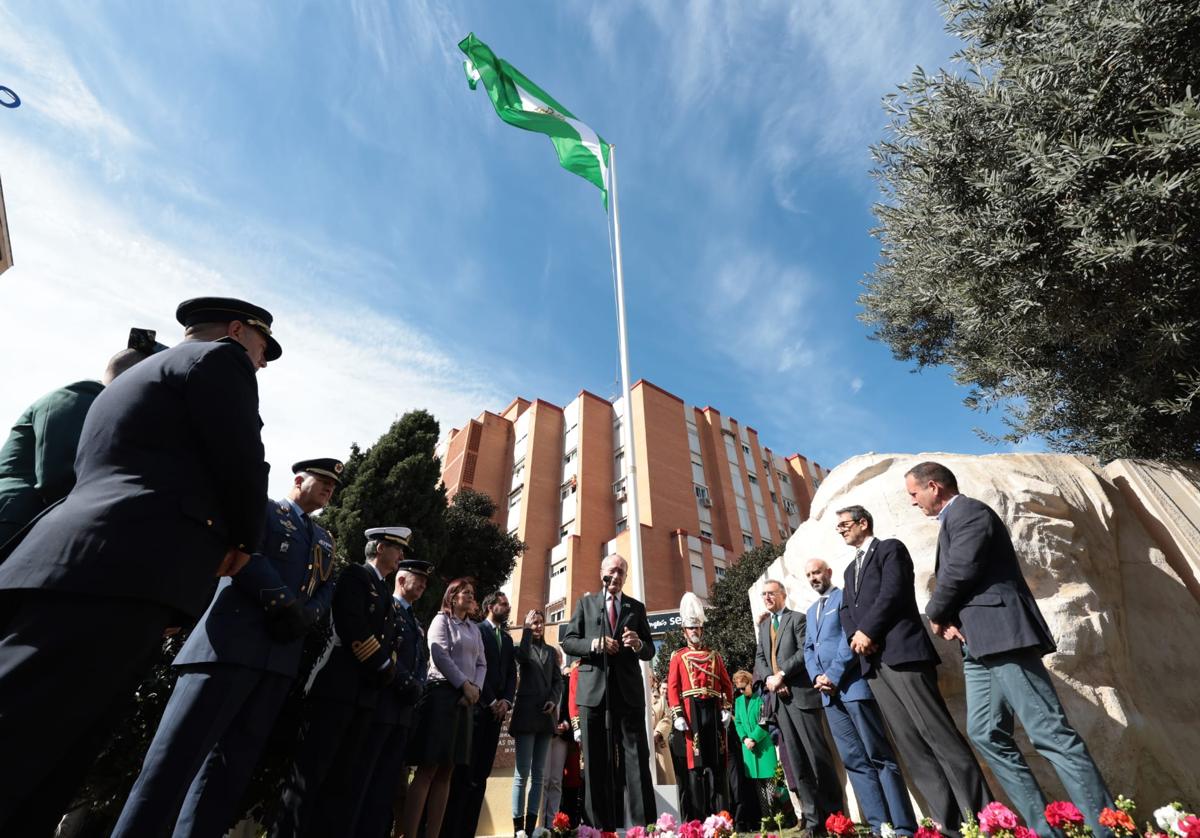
[732,670,777,816]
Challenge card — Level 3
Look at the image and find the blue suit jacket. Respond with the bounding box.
[840,537,939,675]
[926,495,1055,659]
[803,588,872,705]
[0,339,267,617]
[174,498,335,678]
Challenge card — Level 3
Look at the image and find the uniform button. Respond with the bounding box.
[206,519,213,527]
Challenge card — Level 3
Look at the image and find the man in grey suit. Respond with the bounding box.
[907,461,1113,838]
[755,579,843,833]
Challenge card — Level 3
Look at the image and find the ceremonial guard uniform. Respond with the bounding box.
[357,557,432,838]
[112,459,342,838]
[0,297,276,836]
[273,527,407,838]
[667,593,734,820]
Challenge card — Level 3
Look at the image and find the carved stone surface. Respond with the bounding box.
[756,453,1200,809]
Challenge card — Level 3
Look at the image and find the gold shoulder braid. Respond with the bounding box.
[306,539,333,597]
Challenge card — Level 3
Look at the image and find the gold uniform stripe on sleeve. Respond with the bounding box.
[351,637,381,662]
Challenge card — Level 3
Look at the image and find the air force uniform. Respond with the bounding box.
[112,459,342,838]
[273,527,408,838]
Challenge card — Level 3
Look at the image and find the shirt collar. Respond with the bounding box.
[366,562,384,583]
[937,494,961,522]
[859,535,876,554]
[394,595,412,609]
[286,497,306,518]
[820,585,839,598]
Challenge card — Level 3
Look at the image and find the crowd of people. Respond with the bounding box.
[0,294,1117,838]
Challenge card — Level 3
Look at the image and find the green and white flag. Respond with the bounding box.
[459,33,611,208]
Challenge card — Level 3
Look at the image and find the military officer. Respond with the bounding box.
[272,526,407,838]
[0,296,277,836]
[111,458,342,838]
[357,555,433,838]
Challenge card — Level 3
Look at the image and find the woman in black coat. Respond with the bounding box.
[509,610,563,836]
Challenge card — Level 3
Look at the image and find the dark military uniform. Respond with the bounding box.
[358,584,430,837]
[111,496,336,838]
[0,334,268,836]
[0,380,104,548]
[273,561,398,837]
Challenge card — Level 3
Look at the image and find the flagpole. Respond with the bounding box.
[608,145,662,816]
[607,144,645,604]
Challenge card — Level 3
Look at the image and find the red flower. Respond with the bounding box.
[1014,828,1037,838]
[679,820,706,838]
[1100,809,1137,835]
[1178,815,1200,838]
[826,812,857,837]
[552,811,571,832]
[1045,802,1085,830]
[915,828,942,838]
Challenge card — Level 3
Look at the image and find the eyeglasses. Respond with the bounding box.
[835,520,859,532]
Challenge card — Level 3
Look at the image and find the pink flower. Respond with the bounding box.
[657,813,679,833]
[916,828,942,838]
[1178,815,1200,838]
[1015,828,1037,838]
[1045,802,1086,830]
[577,825,601,838]
[703,813,734,838]
[679,820,706,838]
[627,829,647,838]
[978,802,1020,834]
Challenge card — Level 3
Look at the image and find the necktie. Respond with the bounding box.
[608,596,617,635]
[853,548,865,589]
[769,614,780,672]
[816,595,828,625]
[495,624,502,647]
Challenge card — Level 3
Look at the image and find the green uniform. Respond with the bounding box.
[0,380,103,546]
[733,692,777,779]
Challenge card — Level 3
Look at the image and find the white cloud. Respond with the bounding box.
[0,134,507,499]
[0,6,139,152]
[850,376,864,394]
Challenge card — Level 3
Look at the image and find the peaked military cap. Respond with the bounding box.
[365,526,412,550]
[175,296,282,362]
[396,558,433,576]
[292,458,345,485]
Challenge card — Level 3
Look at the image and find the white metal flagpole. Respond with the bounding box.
[606,144,664,817]
[607,144,645,602]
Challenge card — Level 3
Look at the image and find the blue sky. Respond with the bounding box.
[0,2,1031,499]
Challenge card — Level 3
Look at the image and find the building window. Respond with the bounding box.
[614,449,624,475]
[742,533,754,548]
[616,518,628,534]
[748,474,758,486]
[550,562,567,578]
[512,458,525,487]
[560,479,577,500]
[778,472,790,484]
[770,490,777,503]
[549,609,565,623]
[813,477,822,489]
[564,448,578,466]
[507,488,522,509]
[700,528,713,540]
[559,524,571,538]
[742,443,750,456]
[715,566,727,580]
[694,484,710,502]
[783,498,798,515]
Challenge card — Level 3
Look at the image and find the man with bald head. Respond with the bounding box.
[803,558,915,836]
[560,554,656,830]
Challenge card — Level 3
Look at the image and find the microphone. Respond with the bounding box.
[602,575,612,585]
